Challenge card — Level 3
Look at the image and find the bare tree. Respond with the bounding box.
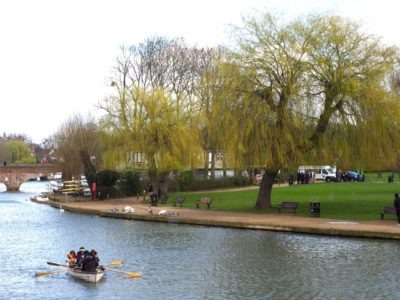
[53,114,102,179]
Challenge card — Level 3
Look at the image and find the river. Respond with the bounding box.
[1,181,400,299]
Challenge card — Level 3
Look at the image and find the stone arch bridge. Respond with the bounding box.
[0,164,61,191]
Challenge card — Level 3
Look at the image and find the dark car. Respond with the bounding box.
[342,171,364,182]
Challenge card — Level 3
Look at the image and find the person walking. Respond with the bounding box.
[394,193,400,226]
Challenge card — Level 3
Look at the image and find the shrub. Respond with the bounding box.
[170,173,250,192]
[117,171,143,196]
[96,169,119,187]
[97,186,118,200]
[176,171,195,191]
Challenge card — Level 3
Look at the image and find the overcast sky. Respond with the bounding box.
[0,0,398,143]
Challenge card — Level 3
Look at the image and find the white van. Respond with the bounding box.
[298,165,336,182]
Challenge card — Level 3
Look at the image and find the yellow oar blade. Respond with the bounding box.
[110,259,124,266]
[103,267,141,278]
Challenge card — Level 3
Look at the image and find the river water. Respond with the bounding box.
[1,182,400,299]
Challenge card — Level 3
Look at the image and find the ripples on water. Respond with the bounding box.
[1,181,400,299]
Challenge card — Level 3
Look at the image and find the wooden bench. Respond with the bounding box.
[380,207,397,220]
[196,197,212,209]
[277,201,299,214]
[173,197,185,207]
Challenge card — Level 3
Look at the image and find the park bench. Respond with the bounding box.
[380,207,397,220]
[196,197,212,209]
[173,197,185,207]
[277,201,299,214]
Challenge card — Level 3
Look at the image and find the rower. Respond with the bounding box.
[81,249,99,272]
[76,246,85,264]
[67,250,76,267]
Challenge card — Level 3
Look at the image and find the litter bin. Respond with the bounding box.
[310,202,320,217]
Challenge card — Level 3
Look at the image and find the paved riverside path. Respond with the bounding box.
[40,195,400,240]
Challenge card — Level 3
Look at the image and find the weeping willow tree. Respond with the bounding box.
[195,49,236,181]
[101,87,201,196]
[230,13,400,209]
[136,88,201,195]
[100,37,216,194]
[200,60,261,183]
[0,140,36,164]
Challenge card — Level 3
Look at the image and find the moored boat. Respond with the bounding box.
[50,172,63,192]
[67,268,105,283]
[30,192,50,202]
[61,180,81,195]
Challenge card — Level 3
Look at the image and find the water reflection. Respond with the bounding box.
[1,182,400,299]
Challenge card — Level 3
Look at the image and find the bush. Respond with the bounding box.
[96,170,119,187]
[97,186,118,200]
[92,170,119,199]
[176,171,195,191]
[117,171,143,196]
[171,172,250,192]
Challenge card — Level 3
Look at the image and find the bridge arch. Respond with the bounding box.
[0,164,61,191]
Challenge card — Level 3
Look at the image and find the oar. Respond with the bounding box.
[47,261,69,267]
[104,259,124,266]
[103,267,141,278]
[35,268,68,277]
[47,259,123,268]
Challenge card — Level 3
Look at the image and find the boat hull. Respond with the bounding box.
[68,268,104,283]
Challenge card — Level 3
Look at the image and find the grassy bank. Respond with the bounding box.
[170,182,400,221]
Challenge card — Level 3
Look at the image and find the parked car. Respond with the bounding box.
[341,171,364,182]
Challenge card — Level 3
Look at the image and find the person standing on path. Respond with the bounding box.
[394,193,400,226]
[92,182,97,200]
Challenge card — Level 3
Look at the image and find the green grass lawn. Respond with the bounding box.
[364,171,400,183]
[170,182,400,221]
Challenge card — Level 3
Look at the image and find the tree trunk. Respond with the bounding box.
[203,151,208,179]
[210,150,215,181]
[247,167,254,185]
[158,172,169,197]
[255,170,279,209]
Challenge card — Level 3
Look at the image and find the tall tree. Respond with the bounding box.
[53,114,101,179]
[195,49,228,180]
[101,87,201,196]
[100,37,207,192]
[0,140,36,164]
[231,13,399,209]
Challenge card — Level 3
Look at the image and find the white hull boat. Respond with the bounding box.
[68,268,104,283]
[30,192,50,202]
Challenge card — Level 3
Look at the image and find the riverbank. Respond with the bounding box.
[31,194,400,240]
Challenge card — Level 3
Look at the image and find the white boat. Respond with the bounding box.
[67,268,105,283]
[32,195,49,202]
[79,175,92,197]
[50,172,63,192]
[30,192,49,202]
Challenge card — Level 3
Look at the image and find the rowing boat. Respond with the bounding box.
[67,268,105,283]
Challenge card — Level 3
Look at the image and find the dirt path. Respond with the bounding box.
[42,194,400,240]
